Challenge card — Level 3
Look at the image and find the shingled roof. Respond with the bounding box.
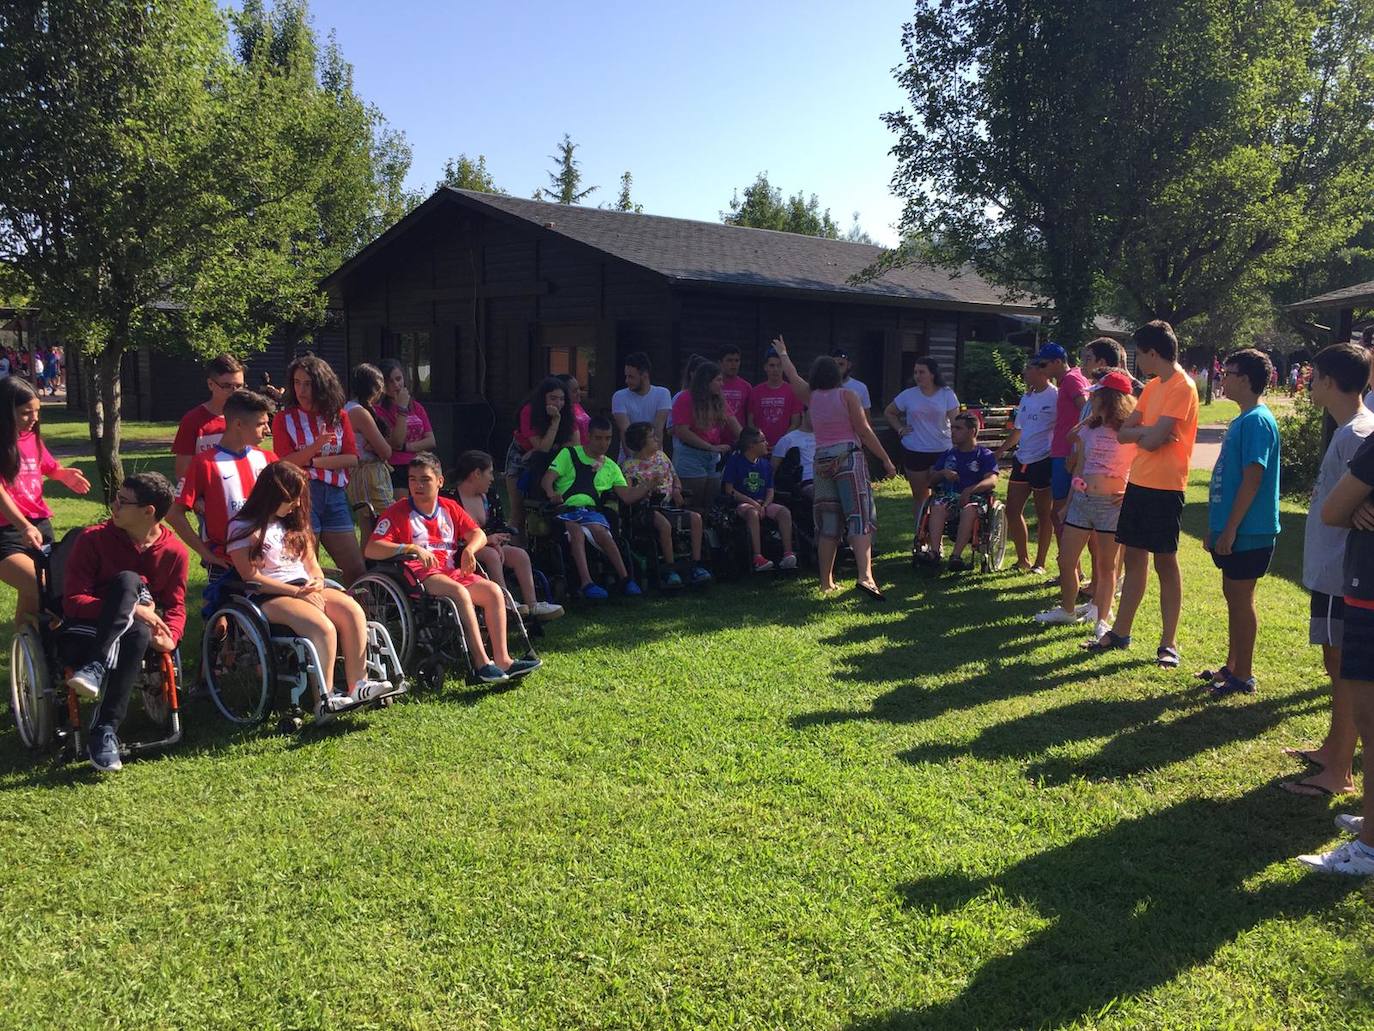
[325,187,1047,317]
[1285,278,1374,313]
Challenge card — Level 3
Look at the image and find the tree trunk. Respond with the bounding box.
[89,337,125,502]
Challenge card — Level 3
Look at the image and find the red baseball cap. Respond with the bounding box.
[1098,370,1133,393]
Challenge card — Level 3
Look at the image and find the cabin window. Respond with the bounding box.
[545,344,597,397]
[393,330,432,397]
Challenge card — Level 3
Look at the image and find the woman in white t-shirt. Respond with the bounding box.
[226,461,391,719]
[884,357,960,536]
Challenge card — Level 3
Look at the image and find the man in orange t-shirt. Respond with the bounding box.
[1088,321,1198,668]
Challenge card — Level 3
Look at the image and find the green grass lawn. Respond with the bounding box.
[1,443,1371,1029]
[37,402,178,451]
[1196,397,1240,425]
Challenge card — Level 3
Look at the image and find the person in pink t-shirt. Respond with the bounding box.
[0,376,91,625]
[718,346,752,435]
[748,350,803,446]
[556,374,592,447]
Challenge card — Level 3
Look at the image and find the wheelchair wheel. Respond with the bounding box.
[140,651,181,733]
[912,499,938,567]
[350,571,415,668]
[203,603,275,725]
[982,503,1008,572]
[9,627,53,750]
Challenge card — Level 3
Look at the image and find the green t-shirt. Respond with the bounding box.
[549,446,627,507]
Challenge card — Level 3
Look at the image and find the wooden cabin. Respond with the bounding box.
[322,188,1046,463]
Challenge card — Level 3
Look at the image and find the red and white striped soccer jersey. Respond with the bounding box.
[172,404,226,459]
[371,497,480,583]
[272,407,357,488]
[175,445,277,559]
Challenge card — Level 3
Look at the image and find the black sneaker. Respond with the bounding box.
[88,724,122,772]
[67,660,106,700]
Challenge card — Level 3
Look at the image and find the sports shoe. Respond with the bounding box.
[752,555,774,572]
[1092,619,1112,642]
[1296,839,1374,876]
[1034,607,1081,625]
[87,723,122,772]
[580,583,609,601]
[1030,565,1047,576]
[530,600,564,620]
[1335,813,1365,835]
[778,552,798,570]
[67,660,106,700]
[1075,602,1098,622]
[690,565,713,584]
[504,656,542,678]
[475,663,511,684]
[622,579,643,597]
[349,679,394,703]
[947,557,968,573]
[516,602,530,617]
[661,570,684,587]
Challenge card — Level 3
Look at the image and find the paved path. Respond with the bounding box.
[1191,424,1226,472]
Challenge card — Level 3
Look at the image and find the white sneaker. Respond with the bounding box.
[1034,607,1081,625]
[778,553,798,570]
[1093,619,1112,641]
[1296,839,1374,876]
[1074,602,1098,622]
[349,679,394,703]
[529,600,565,620]
[1335,813,1365,835]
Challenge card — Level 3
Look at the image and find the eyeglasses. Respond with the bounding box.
[111,493,139,508]
[212,379,244,391]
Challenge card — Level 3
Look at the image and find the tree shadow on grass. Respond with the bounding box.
[849,785,1361,1031]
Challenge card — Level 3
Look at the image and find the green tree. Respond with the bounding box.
[438,153,501,194]
[607,171,642,213]
[883,0,1374,346]
[537,134,596,204]
[722,173,839,238]
[0,0,410,494]
[843,212,875,246]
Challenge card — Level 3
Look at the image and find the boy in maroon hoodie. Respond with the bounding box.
[62,472,188,772]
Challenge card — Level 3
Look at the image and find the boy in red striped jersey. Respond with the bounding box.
[364,452,540,684]
[168,389,277,570]
[172,355,245,482]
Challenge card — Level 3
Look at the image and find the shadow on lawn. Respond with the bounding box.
[847,784,1360,1031]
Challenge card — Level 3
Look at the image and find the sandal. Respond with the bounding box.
[1282,747,1325,769]
[1082,629,1131,652]
[1195,665,1230,684]
[857,582,886,602]
[1156,646,1181,669]
[1207,673,1256,697]
[1279,776,1352,798]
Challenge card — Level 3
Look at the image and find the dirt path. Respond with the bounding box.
[1191,424,1226,471]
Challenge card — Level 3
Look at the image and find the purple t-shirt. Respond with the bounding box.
[721,452,774,501]
[931,446,998,497]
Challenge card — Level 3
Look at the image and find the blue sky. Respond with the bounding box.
[307,0,914,245]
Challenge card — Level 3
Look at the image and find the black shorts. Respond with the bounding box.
[1310,591,1346,647]
[1340,601,1374,681]
[0,517,53,560]
[1009,457,1052,490]
[1209,545,1273,582]
[1114,483,1184,554]
[901,447,944,474]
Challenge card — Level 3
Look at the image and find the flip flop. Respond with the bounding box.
[1156,646,1181,669]
[1282,747,1325,769]
[1278,777,1352,798]
[857,582,886,602]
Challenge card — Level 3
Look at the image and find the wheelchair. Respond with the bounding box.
[201,576,407,731]
[8,528,184,762]
[349,556,539,692]
[706,493,791,581]
[622,497,710,592]
[772,447,816,567]
[524,496,636,602]
[912,491,1008,572]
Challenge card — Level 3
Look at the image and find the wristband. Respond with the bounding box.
[395,544,409,558]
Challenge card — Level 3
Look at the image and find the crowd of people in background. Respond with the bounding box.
[0,344,63,395]
[2,318,1374,877]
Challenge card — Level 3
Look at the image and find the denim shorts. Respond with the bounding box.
[1064,491,1124,534]
[673,441,722,480]
[309,479,356,534]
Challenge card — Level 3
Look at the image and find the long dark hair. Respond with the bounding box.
[913,355,944,389]
[285,355,346,425]
[350,363,385,416]
[375,358,406,414]
[808,356,842,392]
[524,376,574,445]
[689,360,725,428]
[226,462,313,567]
[0,376,41,482]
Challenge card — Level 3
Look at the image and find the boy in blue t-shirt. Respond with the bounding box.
[721,426,796,571]
[925,412,1000,571]
[1205,348,1281,696]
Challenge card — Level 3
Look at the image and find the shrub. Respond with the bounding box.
[958,342,1025,405]
[1276,392,1327,497]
